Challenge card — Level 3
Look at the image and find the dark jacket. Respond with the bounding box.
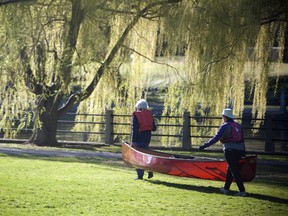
[131,110,156,144]
[203,119,245,151]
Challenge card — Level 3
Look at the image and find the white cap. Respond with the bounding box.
[222,108,235,119]
[135,99,149,110]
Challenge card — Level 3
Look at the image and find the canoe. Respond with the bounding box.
[122,142,257,182]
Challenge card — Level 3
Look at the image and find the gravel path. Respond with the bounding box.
[0,147,122,159]
[0,146,287,166]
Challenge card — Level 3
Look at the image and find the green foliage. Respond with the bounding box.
[0,0,286,143]
[158,0,285,121]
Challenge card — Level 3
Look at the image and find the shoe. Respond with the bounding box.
[234,191,247,197]
[134,177,143,180]
[220,187,230,195]
[148,172,154,179]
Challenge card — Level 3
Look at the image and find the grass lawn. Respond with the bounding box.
[0,145,287,216]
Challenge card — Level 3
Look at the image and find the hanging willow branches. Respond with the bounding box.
[0,0,287,145]
[74,0,287,145]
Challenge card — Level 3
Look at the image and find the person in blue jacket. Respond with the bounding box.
[131,99,157,180]
[199,108,246,196]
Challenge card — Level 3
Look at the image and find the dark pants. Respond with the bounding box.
[224,149,245,192]
[134,142,152,178]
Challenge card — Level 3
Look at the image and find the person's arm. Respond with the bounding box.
[131,115,139,142]
[152,119,156,131]
[199,123,229,149]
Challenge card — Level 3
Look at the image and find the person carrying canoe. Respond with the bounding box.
[131,99,157,180]
[199,108,246,196]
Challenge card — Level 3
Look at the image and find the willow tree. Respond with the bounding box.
[142,0,285,145]
[0,0,181,146]
[0,0,287,146]
[79,0,287,145]
[156,0,287,145]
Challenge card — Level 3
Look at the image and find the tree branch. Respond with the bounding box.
[122,45,185,82]
[19,47,43,95]
[58,0,183,115]
[260,11,288,25]
[259,2,288,25]
[60,0,84,87]
[79,0,182,101]
[0,0,35,6]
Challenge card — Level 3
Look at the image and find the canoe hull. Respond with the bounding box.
[122,143,257,182]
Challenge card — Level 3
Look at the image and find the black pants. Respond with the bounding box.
[224,149,245,192]
[134,142,152,178]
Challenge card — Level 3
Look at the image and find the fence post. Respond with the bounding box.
[265,114,274,152]
[105,110,114,144]
[182,111,191,150]
[280,87,286,114]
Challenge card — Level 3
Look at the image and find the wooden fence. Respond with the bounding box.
[55,110,287,153]
[1,110,287,153]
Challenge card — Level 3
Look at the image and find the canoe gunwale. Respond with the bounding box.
[124,142,225,162]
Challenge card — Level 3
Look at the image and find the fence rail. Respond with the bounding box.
[1,110,287,153]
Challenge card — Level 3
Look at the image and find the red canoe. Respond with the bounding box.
[122,142,257,182]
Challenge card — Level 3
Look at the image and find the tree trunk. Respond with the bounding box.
[27,94,62,147]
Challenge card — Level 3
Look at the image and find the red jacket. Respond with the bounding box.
[133,110,154,132]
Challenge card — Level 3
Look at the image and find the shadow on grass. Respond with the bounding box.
[147,179,288,204]
[2,147,288,205]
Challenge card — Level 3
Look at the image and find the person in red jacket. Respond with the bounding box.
[131,99,156,180]
[199,108,246,196]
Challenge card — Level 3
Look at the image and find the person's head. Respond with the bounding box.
[221,108,234,122]
[135,99,149,110]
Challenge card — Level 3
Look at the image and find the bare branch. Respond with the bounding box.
[122,44,185,82]
[0,0,35,6]
[19,47,43,95]
[260,11,288,25]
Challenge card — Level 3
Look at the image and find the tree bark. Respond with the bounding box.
[27,93,62,147]
[23,0,83,147]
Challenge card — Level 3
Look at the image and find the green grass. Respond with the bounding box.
[0,146,287,216]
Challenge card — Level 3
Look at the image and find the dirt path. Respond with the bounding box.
[0,146,287,166]
[0,147,122,159]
